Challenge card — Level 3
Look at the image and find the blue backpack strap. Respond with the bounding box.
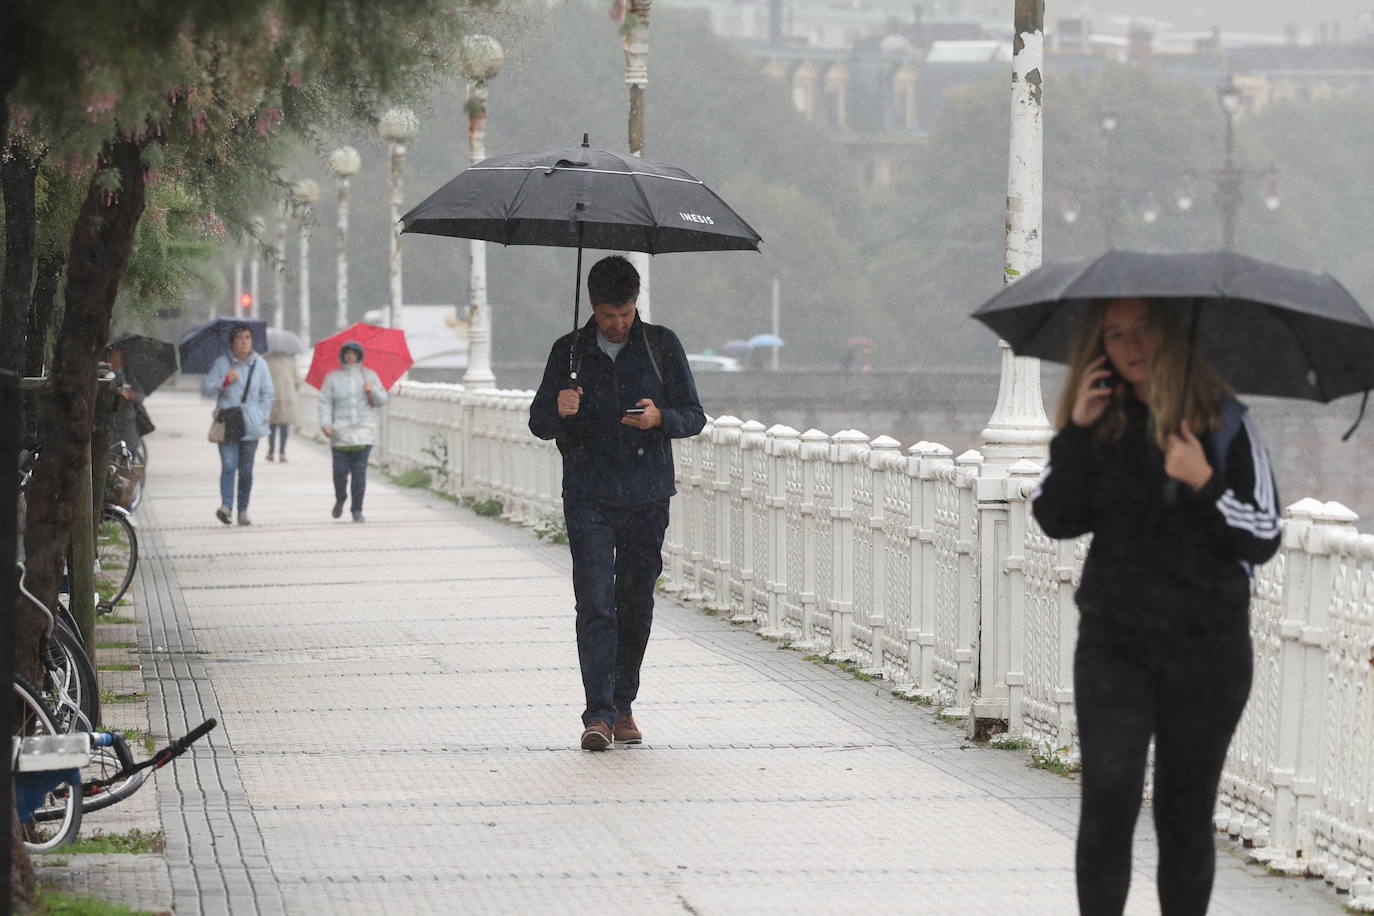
[1210,395,1248,481]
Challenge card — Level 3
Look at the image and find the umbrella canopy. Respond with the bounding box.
[748,333,785,348]
[400,137,762,254]
[108,334,176,394]
[721,339,751,352]
[266,327,306,355]
[305,322,413,391]
[178,317,267,374]
[972,249,1374,403]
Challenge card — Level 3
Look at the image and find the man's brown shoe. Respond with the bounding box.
[580,720,612,751]
[612,715,642,744]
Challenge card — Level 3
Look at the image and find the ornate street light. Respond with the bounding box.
[1215,75,1244,250]
[273,202,288,330]
[329,146,362,332]
[457,35,504,390]
[623,0,653,321]
[291,178,320,343]
[379,107,419,331]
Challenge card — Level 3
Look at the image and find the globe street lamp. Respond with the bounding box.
[291,179,319,342]
[457,35,504,390]
[379,107,419,331]
[329,146,362,331]
[1215,76,1244,251]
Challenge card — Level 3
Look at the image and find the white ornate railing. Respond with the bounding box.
[363,383,1372,908]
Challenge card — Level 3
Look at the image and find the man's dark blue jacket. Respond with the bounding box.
[529,317,706,508]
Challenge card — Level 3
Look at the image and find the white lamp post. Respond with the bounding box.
[249,216,263,319]
[458,35,505,390]
[273,203,288,330]
[329,146,362,331]
[379,107,419,331]
[981,0,1052,472]
[624,0,653,321]
[291,178,319,343]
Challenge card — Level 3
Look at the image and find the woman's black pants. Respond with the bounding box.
[1073,616,1253,916]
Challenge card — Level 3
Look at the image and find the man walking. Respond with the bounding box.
[529,256,706,750]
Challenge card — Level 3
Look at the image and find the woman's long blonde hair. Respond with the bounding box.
[1054,298,1233,451]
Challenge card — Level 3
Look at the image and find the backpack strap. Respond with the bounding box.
[639,322,666,388]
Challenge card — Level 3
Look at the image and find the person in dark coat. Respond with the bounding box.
[529,255,706,751]
[1031,297,1281,915]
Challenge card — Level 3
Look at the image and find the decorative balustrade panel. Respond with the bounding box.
[881,464,915,685]
[1307,545,1374,896]
[1018,510,1078,754]
[930,469,969,707]
[751,442,772,624]
[728,443,748,615]
[812,453,835,647]
[698,432,718,602]
[850,453,877,669]
[1217,551,1286,847]
[782,448,807,638]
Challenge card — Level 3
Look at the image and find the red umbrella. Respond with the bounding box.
[305,322,413,391]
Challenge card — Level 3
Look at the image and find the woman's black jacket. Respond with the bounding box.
[529,317,705,508]
[1031,397,1281,638]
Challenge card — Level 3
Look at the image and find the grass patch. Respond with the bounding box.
[119,728,157,753]
[393,467,431,489]
[470,497,503,517]
[989,734,1032,751]
[802,653,829,663]
[34,888,156,915]
[935,711,965,727]
[62,829,165,855]
[895,691,937,707]
[103,616,137,625]
[38,857,70,868]
[94,641,134,650]
[533,514,569,545]
[98,689,147,705]
[833,659,877,682]
[97,663,138,672]
[1031,745,1082,778]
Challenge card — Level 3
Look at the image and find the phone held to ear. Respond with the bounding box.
[1095,361,1122,390]
[623,407,647,415]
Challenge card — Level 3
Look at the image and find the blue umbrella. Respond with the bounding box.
[748,333,784,348]
[178,317,267,374]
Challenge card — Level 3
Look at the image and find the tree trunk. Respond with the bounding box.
[1,144,39,374]
[19,138,147,688]
[22,246,65,434]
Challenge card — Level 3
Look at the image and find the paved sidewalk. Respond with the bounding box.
[132,389,1340,915]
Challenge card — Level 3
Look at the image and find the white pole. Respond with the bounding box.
[329,147,362,332]
[249,216,263,321]
[292,179,319,344]
[625,0,652,322]
[463,81,496,388]
[379,107,419,332]
[770,276,780,371]
[980,0,1052,472]
[273,205,288,330]
[231,259,243,317]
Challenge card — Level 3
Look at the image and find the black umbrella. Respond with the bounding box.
[400,134,762,381]
[178,317,268,374]
[972,249,1374,411]
[108,334,177,395]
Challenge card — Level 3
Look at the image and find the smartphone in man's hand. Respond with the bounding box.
[623,407,647,415]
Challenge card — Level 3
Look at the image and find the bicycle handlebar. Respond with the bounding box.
[174,718,218,752]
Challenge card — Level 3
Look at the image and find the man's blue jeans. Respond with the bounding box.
[332,446,372,513]
[565,499,669,728]
[217,438,259,510]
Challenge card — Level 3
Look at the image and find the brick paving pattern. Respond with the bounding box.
[118,390,1341,914]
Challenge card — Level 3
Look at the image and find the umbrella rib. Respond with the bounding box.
[625,170,660,253]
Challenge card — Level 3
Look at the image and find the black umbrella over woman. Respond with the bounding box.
[400,134,762,381]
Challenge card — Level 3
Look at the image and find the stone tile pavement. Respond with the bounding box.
[102,389,1345,914]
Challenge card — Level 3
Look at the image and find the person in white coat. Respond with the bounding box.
[318,340,388,521]
[203,323,276,526]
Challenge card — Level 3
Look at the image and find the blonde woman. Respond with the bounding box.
[1031,297,1280,915]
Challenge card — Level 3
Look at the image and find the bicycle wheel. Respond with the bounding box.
[45,622,101,730]
[80,744,148,814]
[96,506,137,610]
[13,676,83,852]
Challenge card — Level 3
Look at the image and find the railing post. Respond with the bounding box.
[685,419,713,603]
[828,429,869,660]
[948,449,983,718]
[902,441,952,699]
[970,452,1014,730]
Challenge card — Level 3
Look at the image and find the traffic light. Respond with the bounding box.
[239,292,252,311]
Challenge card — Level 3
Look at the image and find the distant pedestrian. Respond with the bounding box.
[203,323,275,526]
[1031,297,1280,915]
[265,352,300,462]
[104,343,149,456]
[529,255,706,751]
[318,341,388,522]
